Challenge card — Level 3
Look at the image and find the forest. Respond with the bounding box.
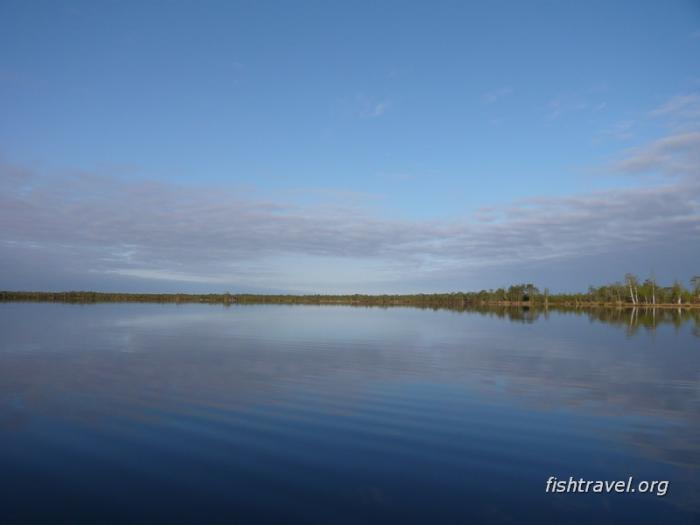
[2,274,699,308]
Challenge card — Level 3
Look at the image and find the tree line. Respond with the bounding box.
[1,274,699,307]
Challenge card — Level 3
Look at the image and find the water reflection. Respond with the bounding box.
[0,303,698,523]
[443,304,700,335]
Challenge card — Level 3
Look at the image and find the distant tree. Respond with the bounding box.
[612,282,624,304]
[671,281,684,305]
[507,284,523,302]
[641,277,657,305]
[523,283,539,302]
[625,273,639,305]
[691,276,700,300]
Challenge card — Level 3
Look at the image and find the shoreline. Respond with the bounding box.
[1,291,698,309]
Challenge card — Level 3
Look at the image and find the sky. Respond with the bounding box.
[1,0,699,293]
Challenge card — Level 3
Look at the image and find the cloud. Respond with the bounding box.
[482,86,513,104]
[360,102,387,118]
[376,172,417,183]
[545,89,606,120]
[600,119,635,140]
[2,142,699,292]
[2,93,699,292]
[546,94,590,119]
[650,93,700,121]
[356,94,389,119]
[612,131,700,176]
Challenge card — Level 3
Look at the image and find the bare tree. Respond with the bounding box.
[625,273,639,305]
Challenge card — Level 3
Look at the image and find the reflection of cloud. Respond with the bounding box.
[1,304,699,487]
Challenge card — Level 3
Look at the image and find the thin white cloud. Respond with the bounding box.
[361,101,387,118]
[612,131,700,176]
[600,119,635,140]
[356,94,389,119]
[483,86,513,104]
[650,93,700,121]
[546,90,605,120]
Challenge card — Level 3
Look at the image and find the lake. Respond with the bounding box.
[1,303,698,523]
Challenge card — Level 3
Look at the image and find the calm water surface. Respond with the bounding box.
[1,303,698,523]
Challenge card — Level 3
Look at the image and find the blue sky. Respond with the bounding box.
[1,1,699,293]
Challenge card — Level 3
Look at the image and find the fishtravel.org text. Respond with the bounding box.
[545,476,668,496]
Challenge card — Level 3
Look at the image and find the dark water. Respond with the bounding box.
[1,303,698,524]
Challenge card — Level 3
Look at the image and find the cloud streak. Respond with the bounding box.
[2,94,699,292]
[2,161,698,291]
[650,93,700,121]
[482,87,513,104]
[355,94,389,119]
[612,131,700,176]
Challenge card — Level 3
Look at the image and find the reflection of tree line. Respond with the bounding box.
[2,289,700,335]
[465,304,700,336]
